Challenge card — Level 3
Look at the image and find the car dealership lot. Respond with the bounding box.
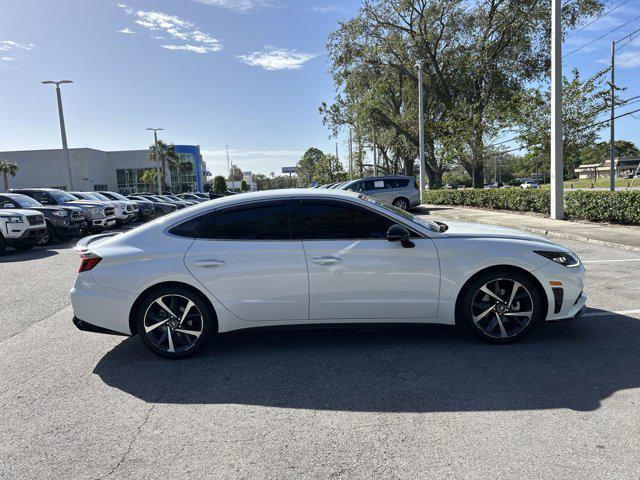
[1,236,640,479]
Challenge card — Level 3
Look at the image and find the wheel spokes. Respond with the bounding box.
[155,297,178,318]
[480,285,505,303]
[144,294,204,353]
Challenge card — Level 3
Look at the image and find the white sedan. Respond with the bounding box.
[71,189,586,358]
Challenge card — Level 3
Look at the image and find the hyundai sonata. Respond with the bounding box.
[71,189,586,358]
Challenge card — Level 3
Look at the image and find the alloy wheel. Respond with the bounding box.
[393,199,408,210]
[143,294,204,354]
[470,278,534,339]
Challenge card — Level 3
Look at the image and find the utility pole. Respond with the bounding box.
[550,0,564,219]
[226,145,231,176]
[415,62,426,194]
[147,128,164,194]
[610,41,616,191]
[41,80,74,190]
[348,129,353,180]
[372,129,378,177]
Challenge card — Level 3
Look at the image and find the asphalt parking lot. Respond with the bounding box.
[1,231,640,479]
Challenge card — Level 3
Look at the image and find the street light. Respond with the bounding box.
[415,62,426,195]
[42,80,74,190]
[146,128,164,194]
[550,0,564,219]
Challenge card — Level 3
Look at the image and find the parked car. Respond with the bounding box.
[10,188,116,232]
[520,181,540,189]
[162,194,197,207]
[177,193,209,203]
[153,194,191,209]
[339,176,420,210]
[207,192,223,200]
[69,192,133,226]
[0,208,47,254]
[98,191,147,221]
[0,193,85,244]
[129,195,178,215]
[71,189,586,359]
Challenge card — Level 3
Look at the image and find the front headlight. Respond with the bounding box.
[52,211,68,217]
[535,250,580,267]
[7,216,23,223]
[89,208,103,215]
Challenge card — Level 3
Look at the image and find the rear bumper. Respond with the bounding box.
[73,316,129,336]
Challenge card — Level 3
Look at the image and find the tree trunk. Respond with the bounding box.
[473,164,484,188]
[403,157,413,176]
[2,173,7,192]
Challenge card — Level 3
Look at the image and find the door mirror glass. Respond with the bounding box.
[386,224,414,248]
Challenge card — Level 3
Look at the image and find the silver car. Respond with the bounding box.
[339,176,420,210]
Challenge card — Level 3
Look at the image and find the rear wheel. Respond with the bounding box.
[0,234,5,255]
[135,286,214,359]
[458,270,543,343]
[392,197,409,210]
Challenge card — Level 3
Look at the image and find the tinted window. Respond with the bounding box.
[384,179,410,188]
[199,203,290,240]
[292,201,394,239]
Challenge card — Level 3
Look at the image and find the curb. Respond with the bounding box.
[426,210,640,253]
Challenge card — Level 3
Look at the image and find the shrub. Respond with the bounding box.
[423,188,640,225]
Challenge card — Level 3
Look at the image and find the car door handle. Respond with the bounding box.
[193,259,227,268]
[310,256,343,265]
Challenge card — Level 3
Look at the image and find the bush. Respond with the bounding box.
[423,188,640,225]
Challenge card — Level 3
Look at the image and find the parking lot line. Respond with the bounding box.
[582,259,640,263]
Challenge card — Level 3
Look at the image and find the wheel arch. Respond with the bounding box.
[128,281,218,335]
[392,196,410,207]
[453,264,548,324]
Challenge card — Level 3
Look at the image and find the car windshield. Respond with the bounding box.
[10,194,43,208]
[105,191,129,201]
[50,190,80,203]
[358,194,444,233]
[90,192,111,202]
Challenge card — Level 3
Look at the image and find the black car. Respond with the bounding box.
[128,195,177,215]
[0,192,85,244]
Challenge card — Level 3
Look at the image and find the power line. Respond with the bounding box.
[616,52,640,66]
[614,26,640,52]
[563,13,640,58]
[567,0,634,38]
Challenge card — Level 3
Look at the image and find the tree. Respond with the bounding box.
[140,169,157,192]
[148,141,179,190]
[0,161,18,192]
[213,175,227,194]
[254,173,298,190]
[228,164,243,181]
[296,148,324,186]
[582,140,640,164]
[240,180,250,192]
[314,154,348,184]
[169,157,193,193]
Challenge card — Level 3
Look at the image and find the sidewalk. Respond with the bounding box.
[419,204,640,252]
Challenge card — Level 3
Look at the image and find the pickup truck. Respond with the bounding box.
[0,209,47,254]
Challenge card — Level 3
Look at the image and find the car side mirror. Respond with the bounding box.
[386,224,414,248]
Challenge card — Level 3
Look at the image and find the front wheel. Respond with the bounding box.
[135,287,214,359]
[458,270,543,344]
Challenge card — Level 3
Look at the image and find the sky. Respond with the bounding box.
[1,0,639,177]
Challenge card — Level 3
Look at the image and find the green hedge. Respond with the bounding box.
[423,188,640,225]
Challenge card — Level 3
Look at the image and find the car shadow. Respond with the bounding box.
[0,246,59,262]
[93,310,640,413]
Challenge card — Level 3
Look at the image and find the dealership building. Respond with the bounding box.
[0,145,207,194]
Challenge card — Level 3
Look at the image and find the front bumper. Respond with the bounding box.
[533,260,587,321]
[6,226,47,247]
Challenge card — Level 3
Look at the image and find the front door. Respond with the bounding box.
[184,201,308,322]
[290,199,440,320]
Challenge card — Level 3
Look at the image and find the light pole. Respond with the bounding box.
[42,80,74,190]
[550,0,564,219]
[147,128,164,194]
[415,62,426,195]
[610,40,616,191]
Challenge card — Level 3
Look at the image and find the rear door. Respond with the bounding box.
[291,199,440,321]
[184,201,309,322]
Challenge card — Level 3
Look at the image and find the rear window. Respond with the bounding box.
[384,179,410,188]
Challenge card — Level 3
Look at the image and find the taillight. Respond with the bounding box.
[79,256,101,273]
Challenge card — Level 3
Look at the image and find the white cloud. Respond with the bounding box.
[0,40,34,63]
[237,47,316,70]
[1,56,15,61]
[118,7,222,54]
[311,5,343,14]
[116,3,134,15]
[190,0,278,12]
[117,28,136,34]
[162,44,221,54]
[202,148,304,176]
[616,50,640,69]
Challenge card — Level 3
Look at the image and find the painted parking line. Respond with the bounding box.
[582,309,640,317]
[582,259,640,264]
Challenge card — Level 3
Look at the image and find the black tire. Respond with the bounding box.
[0,234,5,255]
[43,223,58,246]
[135,286,214,359]
[392,197,409,210]
[457,269,543,344]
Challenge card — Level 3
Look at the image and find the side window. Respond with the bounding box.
[292,201,395,239]
[385,179,410,188]
[344,181,361,192]
[199,202,290,240]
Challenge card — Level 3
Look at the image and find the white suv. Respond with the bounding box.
[0,209,47,254]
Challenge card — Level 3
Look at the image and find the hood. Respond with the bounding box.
[65,200,107,208]
[441,221,555,244]
[0,208,44,217]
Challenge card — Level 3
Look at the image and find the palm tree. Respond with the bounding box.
[148,140,179,190]
[169,157,194,193]
[0,161,18,192]
[140,169,157,192]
